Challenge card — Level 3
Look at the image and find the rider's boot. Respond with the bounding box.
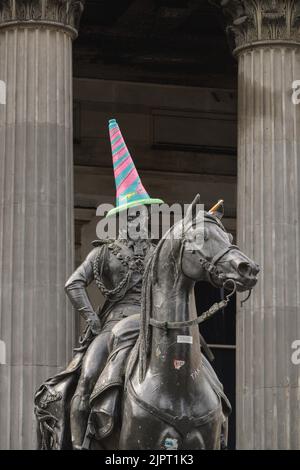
[86,345,131,443]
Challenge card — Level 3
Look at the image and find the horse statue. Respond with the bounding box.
[81,195,259,450]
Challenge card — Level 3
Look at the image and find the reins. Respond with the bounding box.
[149,279,236,331]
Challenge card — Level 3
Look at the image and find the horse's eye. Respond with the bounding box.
[204,228,209,241]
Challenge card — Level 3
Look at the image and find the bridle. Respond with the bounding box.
[149,219,251,332]
[197,244,240,288]
[184,218,240,288]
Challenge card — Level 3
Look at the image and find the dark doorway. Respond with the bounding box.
[195,281,236,449]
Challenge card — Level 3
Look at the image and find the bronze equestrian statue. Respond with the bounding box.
[34,120,259,450]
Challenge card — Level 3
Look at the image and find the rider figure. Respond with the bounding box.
[66,119,164,449]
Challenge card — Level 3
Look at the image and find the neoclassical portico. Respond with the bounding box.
[0,0,85,449]
[1,0,300,450]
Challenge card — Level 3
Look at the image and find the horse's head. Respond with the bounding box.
[181,195,259,292]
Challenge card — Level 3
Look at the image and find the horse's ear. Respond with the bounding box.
[184,194,201,222]
[209,199,224,220]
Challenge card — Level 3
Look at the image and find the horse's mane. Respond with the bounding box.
[126,220,184,383]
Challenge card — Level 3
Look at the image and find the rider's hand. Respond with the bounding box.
[86,313,101,335]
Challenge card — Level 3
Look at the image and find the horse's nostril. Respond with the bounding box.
[253,264,260,275]
[238,262,251,277]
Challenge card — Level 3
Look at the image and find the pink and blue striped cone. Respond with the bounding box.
[106,119,164,217]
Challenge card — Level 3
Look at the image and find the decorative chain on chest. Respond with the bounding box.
[108,242,146,274]
[93,246,129,299]
[93,242,148,299]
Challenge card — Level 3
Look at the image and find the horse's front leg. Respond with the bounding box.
[183,419,222,449]
[120,394,223,450]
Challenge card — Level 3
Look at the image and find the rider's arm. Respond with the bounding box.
[65,247,101,329]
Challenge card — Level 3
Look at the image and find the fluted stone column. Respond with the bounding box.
[215,0,300,449]
[0,0,85,449]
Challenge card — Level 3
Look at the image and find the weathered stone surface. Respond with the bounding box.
[235,37,300,450]
[210,0,300,449]
[213,0,300,51]
[0,0,84,450]
[0,0,85,37]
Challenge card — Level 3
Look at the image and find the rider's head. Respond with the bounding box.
[118,205,151,242]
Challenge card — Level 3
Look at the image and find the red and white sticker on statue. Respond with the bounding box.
[173,359,185,370]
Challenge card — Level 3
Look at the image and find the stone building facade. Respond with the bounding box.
[0,0,300,449]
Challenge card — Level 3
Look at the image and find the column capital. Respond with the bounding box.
[0,0,85,38]
[212,0,300,54]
